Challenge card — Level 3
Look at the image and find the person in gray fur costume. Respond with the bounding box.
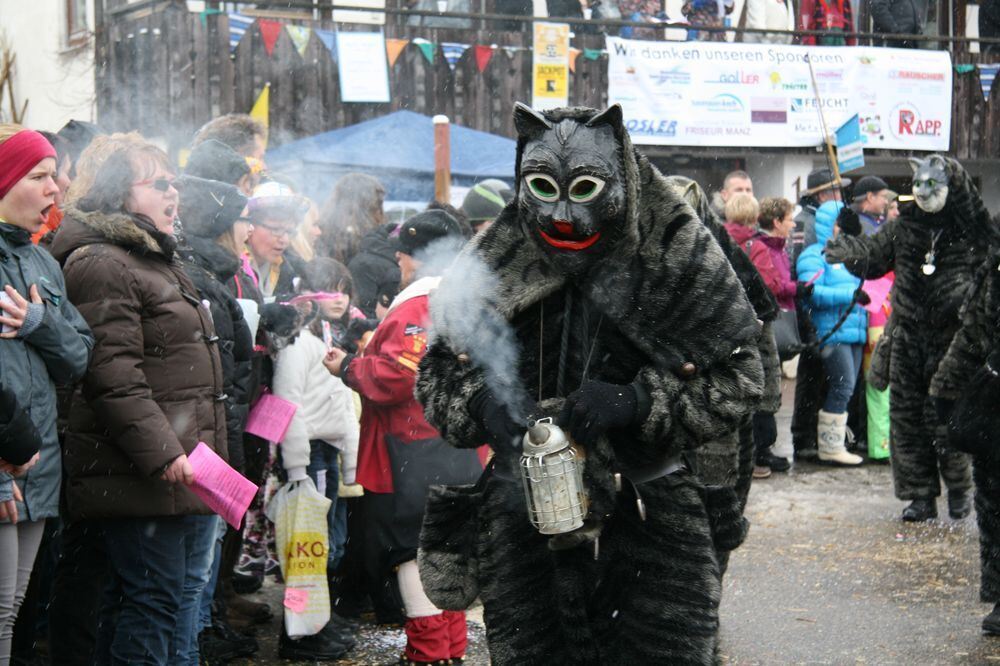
[414,104,765,664]
[825,155,997,522]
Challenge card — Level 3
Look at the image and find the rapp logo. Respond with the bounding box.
[890,103,942,138]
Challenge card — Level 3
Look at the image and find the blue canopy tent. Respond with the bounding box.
[266,111,517,204]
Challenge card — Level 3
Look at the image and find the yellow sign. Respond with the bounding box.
[532,22,570,110]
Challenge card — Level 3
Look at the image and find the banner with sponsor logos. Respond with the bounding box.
[606,36,952,151]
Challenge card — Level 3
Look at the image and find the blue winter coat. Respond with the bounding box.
[796,201,868,347]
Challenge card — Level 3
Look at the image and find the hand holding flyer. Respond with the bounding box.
[187,442,259,529]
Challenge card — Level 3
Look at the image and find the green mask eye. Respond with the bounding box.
[525,174,560,203]
[926,179,936,187]
[568,176,606,203]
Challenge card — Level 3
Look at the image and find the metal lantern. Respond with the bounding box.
[519,418,589,535]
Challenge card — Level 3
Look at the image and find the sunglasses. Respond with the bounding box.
[134,177,176,193]
[255,223,294,239]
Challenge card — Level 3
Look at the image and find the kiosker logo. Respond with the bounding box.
[890,102,942,139]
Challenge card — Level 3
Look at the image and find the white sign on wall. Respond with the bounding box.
[606,37,953,151]
[336,32,391,104]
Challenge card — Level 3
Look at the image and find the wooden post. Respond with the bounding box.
[433,114,451,204]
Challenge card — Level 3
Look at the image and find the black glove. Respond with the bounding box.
[837,206,862,236]
[795,281,814,301]
[342,318,378,352]
[469,389,524,454]
[854,287,871,306]
[558,380,638,448]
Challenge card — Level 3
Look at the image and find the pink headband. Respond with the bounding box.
[283,291,347,305]
[0,131,56,200]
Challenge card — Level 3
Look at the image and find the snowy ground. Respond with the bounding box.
[242,380,998,664]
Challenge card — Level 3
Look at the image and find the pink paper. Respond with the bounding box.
[862,277,893,315]
[187,443,259,529]
[245,393,298,443]
[284,587,309,613]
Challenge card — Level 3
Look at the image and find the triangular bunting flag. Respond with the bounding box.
[412,38,436,65]
[286,25,311,57]
[583,48,602,60]
[258,20,283,57]
[228,12,253,52]
[441,42,469,71]
[199,8,222,27]
[386,38,409,67]
[315,28,336,57]
[955,64,976,74]
[979,64,999,102]
[250,83,270,130]
[473,45,493,73]
[569,47,581,73]
[501,45,520,58]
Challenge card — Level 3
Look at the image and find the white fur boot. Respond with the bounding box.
[817,410,862,465]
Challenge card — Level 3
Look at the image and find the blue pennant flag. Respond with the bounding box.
[228,12,253,52]
[440,42,469,71]
[978,64,999,102]
[315,28,337,57]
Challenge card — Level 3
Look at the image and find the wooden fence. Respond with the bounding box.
[96,4,1000,160]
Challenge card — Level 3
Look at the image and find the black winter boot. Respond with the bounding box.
[948,489,972,520]
[901,498,938,522]
[983,602,1000,635]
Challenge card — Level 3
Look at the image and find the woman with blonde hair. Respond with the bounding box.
[0,124,93,666]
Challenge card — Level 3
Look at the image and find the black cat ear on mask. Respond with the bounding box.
[585,105,624,132]
[513,103,553,138]
[907,157,923,174]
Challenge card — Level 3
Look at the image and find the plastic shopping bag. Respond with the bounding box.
[265,478,332,638]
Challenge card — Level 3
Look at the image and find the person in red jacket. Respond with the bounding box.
[324,210,470,666]
[800,0,856,45]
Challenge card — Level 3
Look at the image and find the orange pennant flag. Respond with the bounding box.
[569,47,581,74]
[386,38,409,67]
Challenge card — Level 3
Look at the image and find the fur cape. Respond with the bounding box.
[415,107,765,664]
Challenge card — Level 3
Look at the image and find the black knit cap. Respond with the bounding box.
[852,175,890,200]
[395,210,465,256]
[177,175,248,239]
[185,139,250,186]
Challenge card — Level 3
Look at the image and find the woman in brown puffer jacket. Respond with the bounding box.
[49,140,227,666]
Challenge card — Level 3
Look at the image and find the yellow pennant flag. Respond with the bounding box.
[250,82,270,133]
[386,38,409,68]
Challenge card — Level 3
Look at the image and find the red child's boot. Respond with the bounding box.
[402,613,451,665]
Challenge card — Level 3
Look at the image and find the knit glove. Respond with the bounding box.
[558,380,638,449]
[469,389,525,455]
[837,207,862,236]
[854,288,871,306]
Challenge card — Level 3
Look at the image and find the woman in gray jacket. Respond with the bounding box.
[0,124,93,666]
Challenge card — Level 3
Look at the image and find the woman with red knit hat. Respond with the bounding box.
[0,124,93,665]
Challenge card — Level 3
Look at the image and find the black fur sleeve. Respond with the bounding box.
[824,217,899,279]
[416,341,488,449]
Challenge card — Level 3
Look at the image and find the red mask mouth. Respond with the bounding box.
[538,220,601,251]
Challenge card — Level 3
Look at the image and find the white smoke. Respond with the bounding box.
[425,240,532,425]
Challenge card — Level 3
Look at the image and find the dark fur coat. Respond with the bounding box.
[826,158,992,501]
[415,107,764,664]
